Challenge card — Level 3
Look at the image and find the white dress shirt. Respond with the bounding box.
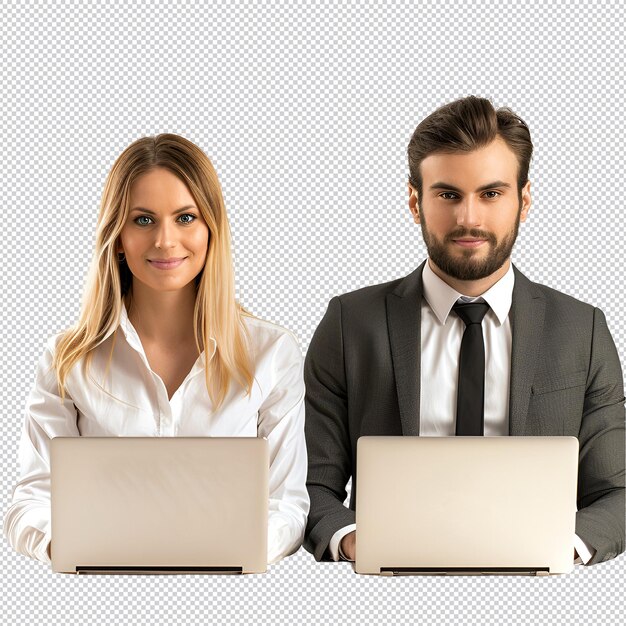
[4,304,310,565]
[329,260,594,564]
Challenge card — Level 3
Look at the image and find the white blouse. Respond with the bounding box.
[4,304,310,565]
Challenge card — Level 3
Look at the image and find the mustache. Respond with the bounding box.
[444,228,497,245]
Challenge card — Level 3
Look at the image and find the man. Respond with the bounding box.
[303,96,625,566]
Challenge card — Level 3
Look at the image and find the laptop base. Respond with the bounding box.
[376,566,551,577]
[75,566,244,575]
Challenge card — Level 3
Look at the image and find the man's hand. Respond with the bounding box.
[340,531,356,561]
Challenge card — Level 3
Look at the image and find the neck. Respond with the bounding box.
[126,281,198,347]
[428,257,511,297]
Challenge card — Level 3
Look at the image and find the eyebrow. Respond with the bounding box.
[129,205,197,215]
[429,180,512,193]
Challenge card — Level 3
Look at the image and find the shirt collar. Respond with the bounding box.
[422,258,515,326]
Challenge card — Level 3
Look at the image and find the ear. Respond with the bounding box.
[407,183,420,224]
[519,180,532,223]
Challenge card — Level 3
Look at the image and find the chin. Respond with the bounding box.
[138,279,192,293]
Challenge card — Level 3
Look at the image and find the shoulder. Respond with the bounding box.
[514,267,597,315]
[36,330,68,366]
[326,272,418,325]
[334,277,405,308]
[318,266,423,328]
[30,331,78,394]
[242,314,303,363]
[537,283,595,312]
[40,327,111,362]
[513,267,600,336]
[331,263,425,312]
[308,267,424,346]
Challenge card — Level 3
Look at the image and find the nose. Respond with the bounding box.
[455,195,482,228]
[154,220,177,249]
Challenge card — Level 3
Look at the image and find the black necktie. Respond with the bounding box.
[453,301,490,436]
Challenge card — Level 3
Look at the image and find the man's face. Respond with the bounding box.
[408,137,531,282]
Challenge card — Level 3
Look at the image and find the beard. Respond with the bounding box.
[419,207,521,282]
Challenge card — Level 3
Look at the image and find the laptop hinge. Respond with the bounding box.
[380,567,551,576]
[76,566,243,575]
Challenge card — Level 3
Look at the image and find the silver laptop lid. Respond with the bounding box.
[51,437,268,574]
[355,436,578,576]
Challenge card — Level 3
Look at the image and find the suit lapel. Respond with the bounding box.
[386,262,425,436]
[509,266,546,435]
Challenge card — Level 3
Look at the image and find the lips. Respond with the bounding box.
[148,257,187,269]
[453,239,487,248]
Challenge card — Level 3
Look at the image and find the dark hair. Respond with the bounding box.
[407,96,533,202]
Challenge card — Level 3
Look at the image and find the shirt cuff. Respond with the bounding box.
[35,532,52,564]
[266,512,305,565]
[573,533,595,565]
[328,524,357,561]
[4,504,52,564]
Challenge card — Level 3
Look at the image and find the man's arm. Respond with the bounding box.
[575,307,625,564]
[304,297,356,561]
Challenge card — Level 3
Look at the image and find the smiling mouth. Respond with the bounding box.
[148,257,187,269]
[452,239,487,248]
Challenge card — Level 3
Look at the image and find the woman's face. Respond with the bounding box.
[118,167,210,294]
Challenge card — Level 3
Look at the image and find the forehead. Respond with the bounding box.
[129,167,194,207]
[420,136,519,188]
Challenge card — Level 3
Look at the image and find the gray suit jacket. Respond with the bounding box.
[304,261,625,564]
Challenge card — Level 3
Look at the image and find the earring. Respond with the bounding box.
[118,252,126,263]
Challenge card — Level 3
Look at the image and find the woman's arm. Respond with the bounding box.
[256,331,310,564]
[3,339,80,563]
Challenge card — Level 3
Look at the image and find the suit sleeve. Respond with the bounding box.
[575,307,625,564]
[304,297,355,561]
[3,340,80,564]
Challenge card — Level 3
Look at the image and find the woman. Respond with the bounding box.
[4,134,309,565]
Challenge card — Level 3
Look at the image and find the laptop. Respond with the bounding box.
[50,437,268,574]
[355,436,578,576]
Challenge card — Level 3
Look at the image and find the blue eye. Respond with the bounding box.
[134,215,153,226]
[177,214,196,224]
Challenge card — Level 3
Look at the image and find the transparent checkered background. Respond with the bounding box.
[1,1,624,625]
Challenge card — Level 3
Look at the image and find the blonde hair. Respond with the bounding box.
[53,134,254,409]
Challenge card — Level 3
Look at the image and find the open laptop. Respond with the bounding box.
[355,436,578,576]
[50,437,268,574]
